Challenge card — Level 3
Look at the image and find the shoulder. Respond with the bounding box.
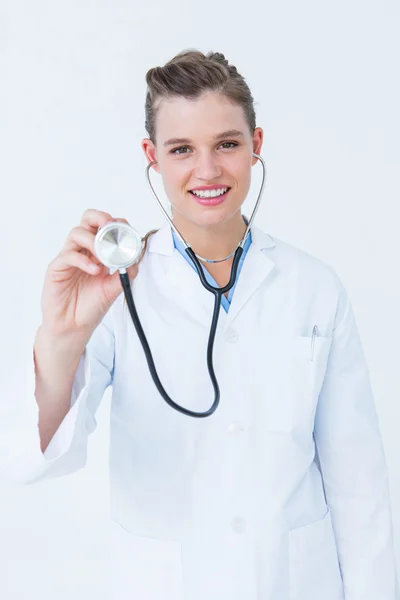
[256,227,350,330]
[253,225,344,293]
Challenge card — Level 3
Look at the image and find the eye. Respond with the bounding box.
[170,146,190,155]
[220,141,238,149]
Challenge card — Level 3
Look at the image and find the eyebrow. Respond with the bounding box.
[163,129,245,147]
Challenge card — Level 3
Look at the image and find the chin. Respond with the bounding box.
[193,208,240,228]
[172,195,243,227]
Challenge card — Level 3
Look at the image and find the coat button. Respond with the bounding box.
[225,329,239,343]
[228,422,245,434]
[231,517,246,533]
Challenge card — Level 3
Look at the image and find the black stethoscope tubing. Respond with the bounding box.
[119,244,243,418]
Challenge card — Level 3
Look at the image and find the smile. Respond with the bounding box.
[189,187,231,206]
[190,187,230,199]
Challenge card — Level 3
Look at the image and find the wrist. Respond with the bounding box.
[34,325,88,366]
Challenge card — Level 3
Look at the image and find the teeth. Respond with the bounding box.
[191,187,229,198]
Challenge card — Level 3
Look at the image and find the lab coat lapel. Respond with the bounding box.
[165,254,218,327]
[148,223,217,327]
[147,221,276,328]
[223,224,276,328]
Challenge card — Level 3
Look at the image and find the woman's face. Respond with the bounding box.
[142,91,263,229]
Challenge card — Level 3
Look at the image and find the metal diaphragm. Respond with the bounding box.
[94,221,144,270]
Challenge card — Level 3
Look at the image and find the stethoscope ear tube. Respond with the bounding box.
[119,245,243,418]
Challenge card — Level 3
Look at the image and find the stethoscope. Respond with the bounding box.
[94,152,267,418]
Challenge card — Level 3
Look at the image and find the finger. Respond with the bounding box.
[80,209,115,233]
[55,249,103,275]
[62,226,98,255]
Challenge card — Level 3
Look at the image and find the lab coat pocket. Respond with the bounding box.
[110,519,185,600]
[289,507,344,600]
[293,333,333,401]
[260,334,332,434]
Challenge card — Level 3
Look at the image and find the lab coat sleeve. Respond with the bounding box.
[314,276,400,599]
[0,308,115,484]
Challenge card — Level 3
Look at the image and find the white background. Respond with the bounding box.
[1,0,399,598]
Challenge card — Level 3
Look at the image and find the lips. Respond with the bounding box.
[189,188,230,206]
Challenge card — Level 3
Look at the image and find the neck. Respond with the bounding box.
[171,212,248,262]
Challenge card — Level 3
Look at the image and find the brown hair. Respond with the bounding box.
[137,228,159,263]
[144,49,257,145]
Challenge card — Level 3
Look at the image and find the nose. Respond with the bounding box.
[193,151,223,181]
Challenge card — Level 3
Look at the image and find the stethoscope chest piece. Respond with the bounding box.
[94,221,144,270]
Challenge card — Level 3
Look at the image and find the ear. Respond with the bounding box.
[251,127,264,166]
[141,138,161,173]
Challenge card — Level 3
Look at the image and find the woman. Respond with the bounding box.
[3,50,399,599]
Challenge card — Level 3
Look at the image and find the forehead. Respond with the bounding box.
[155,92,248,143]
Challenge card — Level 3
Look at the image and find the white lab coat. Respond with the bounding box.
[1,221,399,600]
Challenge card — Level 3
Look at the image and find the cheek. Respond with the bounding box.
[229,155,251,184]
[161,173,188,206]
[158,165,176,188]
[163,164,187,189]
[232,166,251,194]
